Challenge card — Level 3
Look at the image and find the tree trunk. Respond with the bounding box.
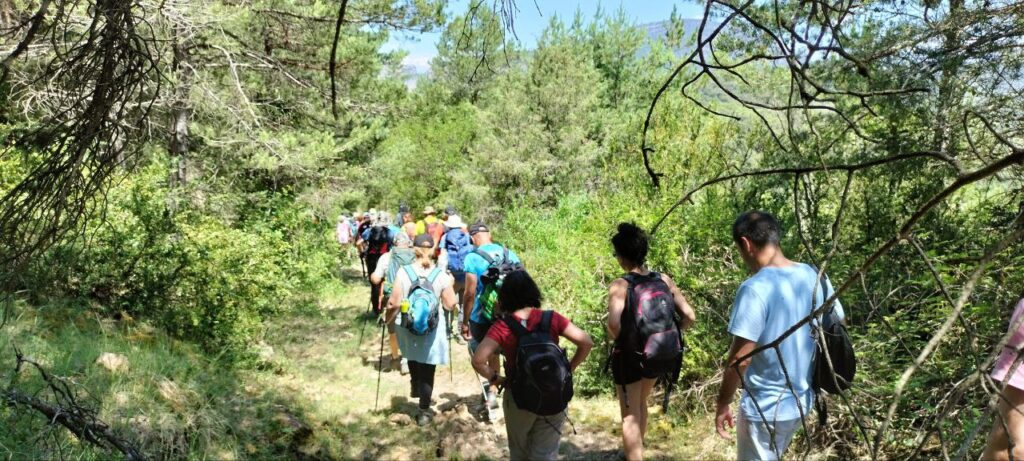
[169,21,192,190]
[932,0,965,157]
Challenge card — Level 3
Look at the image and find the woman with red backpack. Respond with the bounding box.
[606,223,696,461]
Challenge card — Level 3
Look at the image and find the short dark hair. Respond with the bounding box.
[611,222,649,266]
[732,210,782,247]
[497,270,543,314]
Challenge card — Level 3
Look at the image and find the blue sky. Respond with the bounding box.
[382,1,705,73]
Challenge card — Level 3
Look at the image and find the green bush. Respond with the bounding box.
[20,164,334,363]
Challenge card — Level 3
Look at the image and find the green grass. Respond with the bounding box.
[1,266,733,460]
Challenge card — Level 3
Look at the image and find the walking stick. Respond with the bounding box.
[375,322,385,411]
[449,324,454,383]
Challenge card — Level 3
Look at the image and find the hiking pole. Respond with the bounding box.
[449,325,454,383]
[375,322,385,411]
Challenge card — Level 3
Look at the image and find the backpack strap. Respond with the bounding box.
[503,314,530,338]
[426,267,442,284]
[538,310,553,334]
[402,265,420,290]
[475,248,495,265]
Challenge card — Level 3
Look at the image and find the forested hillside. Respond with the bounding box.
[2,0,1023,459]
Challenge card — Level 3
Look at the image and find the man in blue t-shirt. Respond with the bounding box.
[715,211,844,461]
[459,221,521,419]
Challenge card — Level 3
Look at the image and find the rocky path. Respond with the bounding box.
[254,266,727,460]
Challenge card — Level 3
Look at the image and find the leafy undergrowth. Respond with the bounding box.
[1,266,732,460]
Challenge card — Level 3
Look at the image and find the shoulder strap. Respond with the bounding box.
[538,310,553,333]
[427,267,442,284]
[402,265,419,286]
[502,247,510,263]
[475,248,495,265]
[503,315,530,338]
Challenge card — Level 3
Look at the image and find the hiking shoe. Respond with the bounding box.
[416,409,433,426]
[400,358,409,375]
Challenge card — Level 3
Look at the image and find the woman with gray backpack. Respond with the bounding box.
[383,233,460,425]
[471,270,594,461]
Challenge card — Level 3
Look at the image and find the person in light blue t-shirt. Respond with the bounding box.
[716,211,844,461]
[458,221,521,422]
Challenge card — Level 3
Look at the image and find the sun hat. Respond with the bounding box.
[444,215,466,229]
[423,206,437,215]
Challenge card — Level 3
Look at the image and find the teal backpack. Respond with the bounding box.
[400,265,443,336]
[383,248,416,298]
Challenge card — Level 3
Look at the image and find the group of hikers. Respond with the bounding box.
[335,207,1024,461]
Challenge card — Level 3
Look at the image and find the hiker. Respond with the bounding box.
[416,206,445,248]
[336,214,352,246]
[401,212,416,239]
[606,223,695,461]
[362,216,395,316]
[461,221,523,421]
[441,205,459,225]
[439,213,472,345]
[370,233,418,375]
[396,202,410,226]
[715,211,844,461]
[384,233,459,426]
[471,270,593,461]
[982,298,1024,461]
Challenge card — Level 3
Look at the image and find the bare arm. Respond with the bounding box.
[472,337,503,381]
[606,278,628,340]
[385,280,403,324]
[661,273,696,331]
[462,273,478,324]
[440,285,457,311]
[715,336,758,439]
[460,273,478,340]
[561,322,594,373]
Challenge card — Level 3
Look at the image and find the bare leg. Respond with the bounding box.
[983,385,1024,461]
[617,378,657,461]
[389,333,400,360]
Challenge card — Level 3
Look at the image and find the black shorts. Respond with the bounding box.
[470,320,492,343]
[610,349,661,386]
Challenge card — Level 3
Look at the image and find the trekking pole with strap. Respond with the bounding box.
[374,321,385,411]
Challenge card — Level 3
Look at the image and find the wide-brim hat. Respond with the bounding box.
[423,206,437,215]
[445,215,465,229]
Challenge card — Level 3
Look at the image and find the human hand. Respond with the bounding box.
[461,322,472,341]
[715,403,734,441]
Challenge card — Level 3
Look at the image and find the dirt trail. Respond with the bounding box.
[255,265,728,460]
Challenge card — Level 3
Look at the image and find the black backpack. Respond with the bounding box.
[476,247,523,322]
[812,271,856,394]
[504,311,574,416]
[367,226,390,256]
[609,272,684,411]
[810,269,856,426]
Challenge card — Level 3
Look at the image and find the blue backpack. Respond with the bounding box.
[400,265,443,336]
[444,229,473,276]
